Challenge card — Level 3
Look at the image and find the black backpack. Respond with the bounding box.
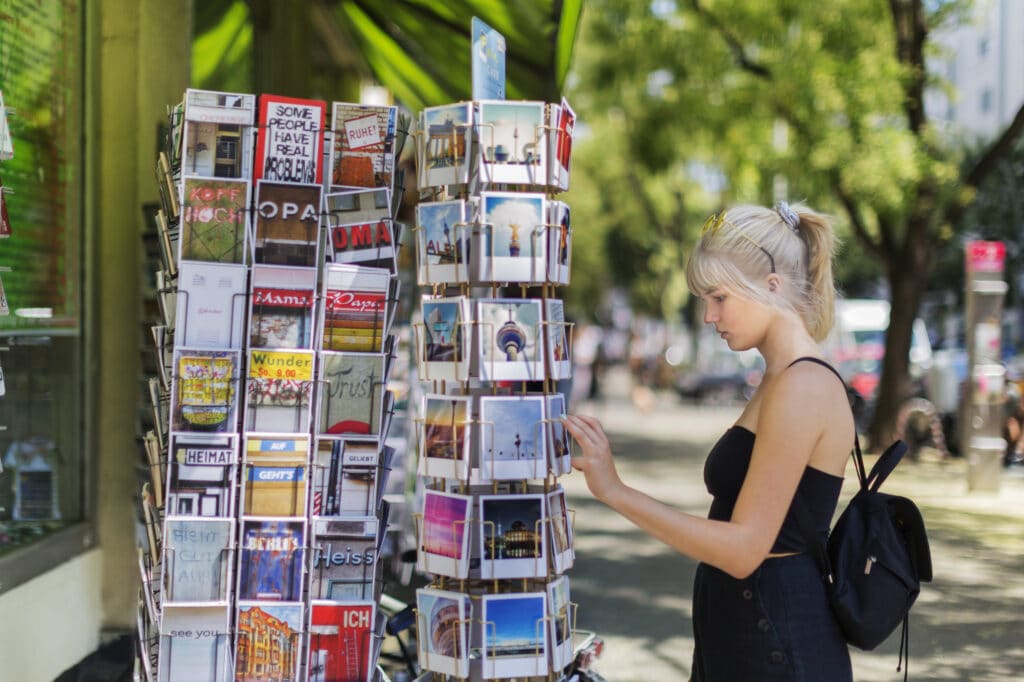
[791,358,933,676]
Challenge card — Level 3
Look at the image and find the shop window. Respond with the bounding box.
[0,0,86,589]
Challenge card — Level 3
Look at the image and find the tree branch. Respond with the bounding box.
[965,103,1024,189]
[688,0,772,79]
[945,102,1024,227]
[830,170,887,261]
[889,0,928,133]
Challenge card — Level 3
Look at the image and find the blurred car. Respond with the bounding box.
[673,335,764,405]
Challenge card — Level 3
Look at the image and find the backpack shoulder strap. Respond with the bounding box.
[786,356,866,486]
[787,355,844,383]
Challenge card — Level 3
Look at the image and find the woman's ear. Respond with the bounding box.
[767,273,782,293]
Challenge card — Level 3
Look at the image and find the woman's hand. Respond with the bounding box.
[562,414,624,504]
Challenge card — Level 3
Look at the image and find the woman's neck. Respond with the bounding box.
[758,316,820,380]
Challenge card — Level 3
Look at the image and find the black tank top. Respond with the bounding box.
[703,425,843,553]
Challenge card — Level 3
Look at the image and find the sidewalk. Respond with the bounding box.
[563,366,1024,681]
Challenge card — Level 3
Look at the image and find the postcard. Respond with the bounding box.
[480,592,548,679]
[183,88,256,125]
[158,604,232,682]
[311,438,383,517]
[320,263,392,353]
[478,191,547,283]
[179,177,249,263]
[156,270,176,329]
[311,438,343,516]
[471,17,506,100]
[337,441,383,515]
[166,434,237,517]
[0,90,13,161]
[235,602,303,682]
[478,493,547,579]
[329,102,398,191]
[418,103,473,189]
[249,264,317,349]
[182,119,250,180]
[308,601,376,682]
[175,261,247,348]
[238,518,305,602]
[419,394,472,480]
[242,435,309,517]
[415,199,470,285]
[154,208,177,277]
[180,89,255,180]
[545,393,572,476]
[255,95,327,185]
[545,298,572,380]
[253,181,322,266]
[478,395,547,481]
[141,483,161,560]
[477,100,547,187]
[311,439,381,517]
[547,486,575,574]
[310,517,379,601]
[547,575,573,669]
[245,349,315,433]
[476,298,545,382]
[137,596,157,682]
[171,349,240,433]
[324,188,397,269]
[417,489,472,579]
[0,183,11,238]
[418,296,471,382]
[317,352,386,438]
[547,200,572,285]
[162,518,233,603]
[416,587,471,678]
[138,547,160,626]
[550,98,576,192]
[144,429,166,511]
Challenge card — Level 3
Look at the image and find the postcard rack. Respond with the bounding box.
[135,87,411,682]
[410,66,579,679]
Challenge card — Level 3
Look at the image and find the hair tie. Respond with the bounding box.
[775,201,800,233]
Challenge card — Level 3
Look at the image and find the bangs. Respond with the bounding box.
[686,246,755,299]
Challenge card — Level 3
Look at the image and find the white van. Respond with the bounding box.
[825,298,933,399]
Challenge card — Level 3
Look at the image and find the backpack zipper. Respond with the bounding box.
[864,555,877,575]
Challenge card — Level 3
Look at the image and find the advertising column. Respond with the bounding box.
[963,240,1008,492]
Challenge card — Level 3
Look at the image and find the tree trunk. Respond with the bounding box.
[868,219,930,449]
[250,0,313,97]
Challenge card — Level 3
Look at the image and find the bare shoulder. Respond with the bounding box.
[762,358,852,427]
[770,359,840,395]
[768,358,855,472]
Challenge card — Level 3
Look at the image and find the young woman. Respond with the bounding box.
[563,202,854,681]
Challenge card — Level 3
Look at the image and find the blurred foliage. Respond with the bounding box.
[191,0,582,109]
[563,0,1024,443]
[564,0,970,318]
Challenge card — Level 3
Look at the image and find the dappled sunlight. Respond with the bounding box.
[566,381,1024,680]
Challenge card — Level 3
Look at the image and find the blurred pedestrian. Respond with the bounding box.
[1003,385,1024,466]
[570,324,605,409]
[564,202,854,681]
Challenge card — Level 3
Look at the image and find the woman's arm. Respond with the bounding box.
[563,365,835,579]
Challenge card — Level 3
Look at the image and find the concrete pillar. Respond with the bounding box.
[92,0,191,630]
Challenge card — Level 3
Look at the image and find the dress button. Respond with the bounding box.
[742,589,753,600]
[770,650,785,664]
[757,618,771,633]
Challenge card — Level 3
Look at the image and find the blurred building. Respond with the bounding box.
[925,0,1024,142]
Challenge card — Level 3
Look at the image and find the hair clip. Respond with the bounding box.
[775,201,800,232]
